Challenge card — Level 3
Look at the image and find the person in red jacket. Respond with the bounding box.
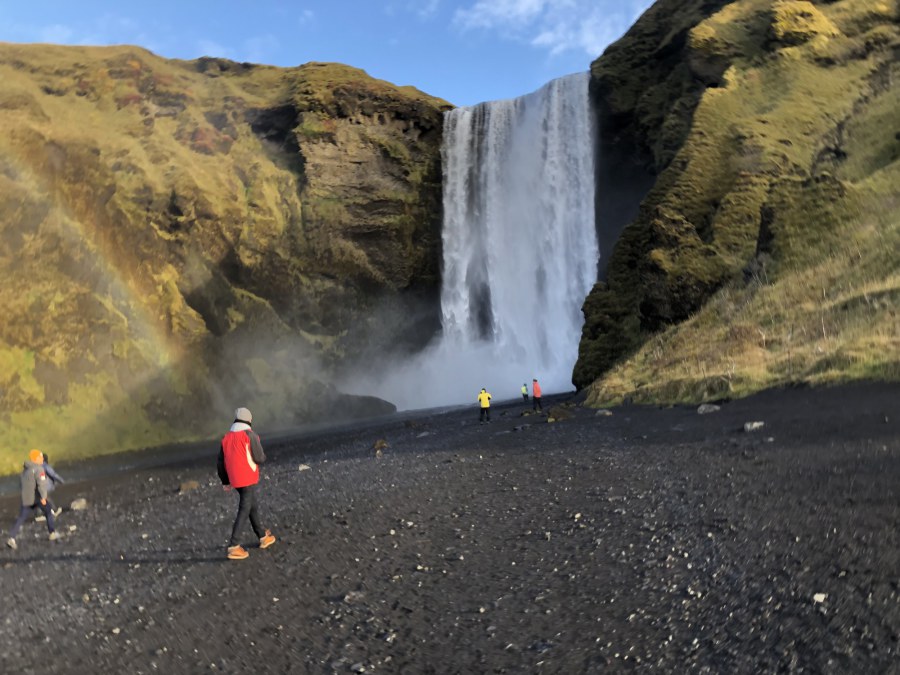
[217,407,276,560]
[532,378,543,412]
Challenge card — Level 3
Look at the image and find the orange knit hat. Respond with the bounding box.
[28,449,43,464]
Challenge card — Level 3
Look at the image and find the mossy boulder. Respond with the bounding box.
[770,1,841,46]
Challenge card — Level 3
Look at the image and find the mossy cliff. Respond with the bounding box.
[575,0,900,403]
[0,44,450,472]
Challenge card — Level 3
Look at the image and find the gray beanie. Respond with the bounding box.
[234,407,252,424]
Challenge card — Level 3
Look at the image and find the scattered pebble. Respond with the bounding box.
[178,480,200,494]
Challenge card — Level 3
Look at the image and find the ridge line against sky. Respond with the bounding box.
[0,0,654,106]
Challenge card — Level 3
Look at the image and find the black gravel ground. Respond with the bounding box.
[0,382,897,674]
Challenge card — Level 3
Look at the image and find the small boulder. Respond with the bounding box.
[298,464,311,472]
[595,409,613,417]
[344,591,366,604]
[70,498,88,511]
[697,404,721,415]
[744,421,765,432]
[373,438,389,458]
[548,406,574,421]
[178,480,200,494]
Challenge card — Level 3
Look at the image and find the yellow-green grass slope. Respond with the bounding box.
[0,44,450,473]
[577,0,899,406]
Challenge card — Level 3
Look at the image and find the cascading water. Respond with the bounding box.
[353,72,598,409]
[441,71,597,373]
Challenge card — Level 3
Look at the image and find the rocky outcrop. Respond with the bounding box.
[0,44,450,471]
[576,0,900,402]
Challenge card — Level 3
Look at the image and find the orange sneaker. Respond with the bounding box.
[227,545,249,560]
[259,530,276,549]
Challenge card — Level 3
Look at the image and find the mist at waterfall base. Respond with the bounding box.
[347,73,598,411]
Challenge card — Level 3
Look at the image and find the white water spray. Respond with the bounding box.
[354,72,598,409]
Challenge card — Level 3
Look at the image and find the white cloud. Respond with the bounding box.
[455,0,547,29]
[38,24,75,44]
[454,0,653,57]
[197,39,232,59]
[27,14,168,53]
[384,1,441,20]
[416,0,441,18]
[242,34,280,64]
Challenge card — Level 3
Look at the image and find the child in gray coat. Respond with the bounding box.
[7,450,59,550]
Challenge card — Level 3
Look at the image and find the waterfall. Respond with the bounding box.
[349,72,598,409]
[441,72,597,369]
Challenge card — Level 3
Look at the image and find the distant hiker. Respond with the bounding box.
[6,450,60,550]
[521,384,528,402]
[217,407,276,561]
[34,452,64,521]
[478,388,492,424]
[532,378,543,412]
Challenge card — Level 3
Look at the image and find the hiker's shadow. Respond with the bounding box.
[1,546,225,566]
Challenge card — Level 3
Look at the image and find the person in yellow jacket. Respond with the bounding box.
[521,383,528,402]
[478,388,492,424]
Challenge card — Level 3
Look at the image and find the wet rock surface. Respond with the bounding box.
[1,383,898,673]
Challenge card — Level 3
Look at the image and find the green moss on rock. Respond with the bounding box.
[0,44,451,471]
[576,0,900,402]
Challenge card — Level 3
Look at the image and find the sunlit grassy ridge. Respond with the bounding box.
[0,44,450,473]
[576,0,899,405]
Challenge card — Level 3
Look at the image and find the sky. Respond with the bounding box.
[0,0,655,106]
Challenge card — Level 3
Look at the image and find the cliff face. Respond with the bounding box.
[576,0,900,402]
[0,44,450,471]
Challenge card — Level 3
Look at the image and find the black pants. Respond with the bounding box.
[10,502,54,538]
[230,485,265,546]
[533,396,542,411]
[522,394,528,402]
[479,407,491,422]
[32,496,55,514]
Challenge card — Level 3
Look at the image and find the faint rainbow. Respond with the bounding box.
[2,136,182,380]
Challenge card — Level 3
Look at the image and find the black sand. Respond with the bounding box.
[1,383,898,673]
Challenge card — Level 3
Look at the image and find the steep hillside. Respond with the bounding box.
[576,0,900,404]
[0,44,450,471]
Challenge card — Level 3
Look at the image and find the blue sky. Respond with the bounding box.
[0,0,655,106]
